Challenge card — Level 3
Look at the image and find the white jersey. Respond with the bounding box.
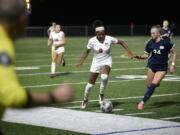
[87,35,118,64]
[49,31,65,46]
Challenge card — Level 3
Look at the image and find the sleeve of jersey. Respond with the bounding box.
[111,37,118,45]
[87,40,93,49]
[144,42,151,54]
[0,64,28,108]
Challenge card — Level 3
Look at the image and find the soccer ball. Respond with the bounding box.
[100,101,113,113]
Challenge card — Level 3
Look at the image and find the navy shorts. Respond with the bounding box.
[147,64,168,73]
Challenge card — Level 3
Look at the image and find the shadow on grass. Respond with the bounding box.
[152,101,180,108]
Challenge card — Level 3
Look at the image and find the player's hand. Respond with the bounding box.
[128,52,134,59]
[52,84,74,103]
[169,65,176,74]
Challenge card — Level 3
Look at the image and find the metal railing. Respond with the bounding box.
[24,25,180,37]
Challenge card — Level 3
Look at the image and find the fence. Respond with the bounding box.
[24,25,180,37]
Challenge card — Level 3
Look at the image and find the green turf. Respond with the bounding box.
[1,36,180,135]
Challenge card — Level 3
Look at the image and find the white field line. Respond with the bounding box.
[69,93,180,104]
[16,66,40,70]
[15,56,128,63]
[23,78,145,88]
[94,108,124,113]
[126,112,156,116]
[18,67,146,76]
[161,116,180,120]
[65,106,82,109]
[15,55,180,62]
[16,51,144,57]
[26,60,146,68]
[17,66,180,76]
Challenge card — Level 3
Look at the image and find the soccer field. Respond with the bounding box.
[1,36,180,135]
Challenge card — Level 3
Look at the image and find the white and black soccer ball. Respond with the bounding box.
[100,101,113,113]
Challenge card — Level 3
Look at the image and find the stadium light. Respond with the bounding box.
[25,0,31,14]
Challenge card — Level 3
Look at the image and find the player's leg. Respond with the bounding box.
[82,72,99,109]
[99,65,111,104]
[138,68,155,110]
[50,50,57,78]
[58,52,64,65]
[138,70,166,110]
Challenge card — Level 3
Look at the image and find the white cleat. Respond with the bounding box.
[81,99,88,109]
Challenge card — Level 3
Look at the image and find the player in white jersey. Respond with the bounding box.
[47,22,56,36]
[76,21,134,109]
[48,24,66,78]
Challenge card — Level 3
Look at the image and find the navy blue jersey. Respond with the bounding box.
[145,39,174,70]
[161,27,172,39]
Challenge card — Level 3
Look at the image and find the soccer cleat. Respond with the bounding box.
[137,101,144,111]
[81,99,88,109]
[99,94,104,105]
[49,74,56,78]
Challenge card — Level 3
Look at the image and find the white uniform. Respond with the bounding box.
[87,35,118,73]
[49,31,65,54]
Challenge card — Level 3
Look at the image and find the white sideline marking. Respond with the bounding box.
[18,67,145,76]
[26,60,145,68]
[17,66,180,76]
[16,66,40,70]
[161,116,180,120]
[15,55,135,63]
[3,107,180,135]
[126,112,156,116]
[95,108,124,113]
[65,106,82,109]
[23,79,145,88]
[70,93,180,104]
[23,74,180,88]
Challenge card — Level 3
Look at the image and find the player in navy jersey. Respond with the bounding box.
[134,25,177,110]
[161,20,172,39]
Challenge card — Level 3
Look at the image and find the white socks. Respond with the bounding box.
[100,74,108,95]
[83,74,108,100]
[51,62,56,74]
[84,83,94,100]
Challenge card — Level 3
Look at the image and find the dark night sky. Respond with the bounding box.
[29,0,179,26]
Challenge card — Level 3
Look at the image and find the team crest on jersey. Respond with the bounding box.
[104,42,109,46]
[160,46,164,49]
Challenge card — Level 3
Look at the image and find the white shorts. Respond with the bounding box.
[52,46,65,54]
[90,57,112,73]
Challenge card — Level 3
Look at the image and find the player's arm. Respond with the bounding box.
[48,34,53,46]
[0,54,74,108]
[117,39,134,58]
[169,46,177,73]
[134,41,151,60]
[134,53,149,60]
[76,48,91,67]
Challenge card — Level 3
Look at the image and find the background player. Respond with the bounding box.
[77,20,134,109]
[161,20,173,39]
[0,0,74,134]
[48,24,66,78]
[47,22,56,36]
[134,25,177,110]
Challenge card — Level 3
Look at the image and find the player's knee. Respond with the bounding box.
[101,74,108,81]
[87,83,94,88]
